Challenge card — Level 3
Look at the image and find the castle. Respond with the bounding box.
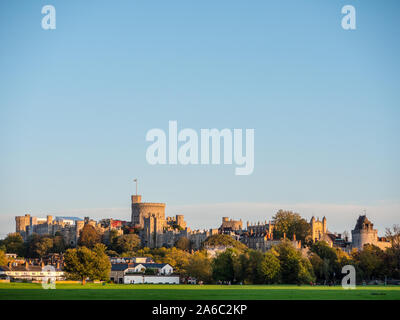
[351,215,391,251]
[132,194,218,249]
[14,193,391,252]
[15,214,124,246]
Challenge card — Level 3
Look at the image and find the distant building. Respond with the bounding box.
[310,216,327,242]
[219,217,243,234]
[110,257,154,264]
[15,214,123,247]
[351,215,390,251]
[110,262,177,284]
[0,261,64,281]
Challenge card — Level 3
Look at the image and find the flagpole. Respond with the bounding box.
[134,179,138,195]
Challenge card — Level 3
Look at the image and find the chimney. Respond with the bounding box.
[283,232,286,239]
[56,262,60,269]
[41,261,45,268]
[293,233,296,241]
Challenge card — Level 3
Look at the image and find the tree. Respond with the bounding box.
[309,241,340,282]
[0,250,8,266]
[274,240,315,284]
[78,224,101,248]
[64,243,111,284]
[353,244,385,280]
[3,233,25,256]
[175,237,191,251]
[26,234,53,258]
[107,229,119,246]
[203,234,247,252]
[386,225,400,249]
[212,248,238,282]
[52,234,66,253]
[159,247,190,274]
[112,234,140,254]
[185,251,212,283]
[272,210,311,244]
[236,250,266,284]
[261,251,281,284]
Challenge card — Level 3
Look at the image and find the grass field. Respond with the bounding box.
[0,283,399,300]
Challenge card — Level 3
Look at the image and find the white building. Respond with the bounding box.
[110,263,176,284]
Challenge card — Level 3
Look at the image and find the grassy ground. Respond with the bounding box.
[0,283,399,300]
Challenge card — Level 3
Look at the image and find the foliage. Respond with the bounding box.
[184,250,212,283]
[112,234,140,254]
[211,248,238,282]
[260,251,281,284]
[274,240,315,284]
[78,224,101,248]
[272,210,311,244]
[2,233,25,256]
[0,250,8,266]
[203,234,247,252]
[64,243,111,284]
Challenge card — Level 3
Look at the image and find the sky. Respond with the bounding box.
[0,0,399,238]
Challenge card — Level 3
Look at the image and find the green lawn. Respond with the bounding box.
[0,283,399,300]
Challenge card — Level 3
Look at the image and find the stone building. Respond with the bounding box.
[15,214,123,247]
[131,195,166,228]
[351,215,390,251]
[219,217,243,233]
[241,220,301,252]
[310,216,327,242]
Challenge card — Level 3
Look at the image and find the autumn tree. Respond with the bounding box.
[64,243,110,284]
[272,210,311,244]
[185,251,212,283]
[203,234,247,252]
[112,234,140,254]
[78,224,101,248]
[0,250,8,266]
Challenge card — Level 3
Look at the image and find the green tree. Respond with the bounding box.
[260,251,281,284]
[353,244,385,280]
[212,248,238,282]
[275,240,315,284]
[272,210,311,244]
[112,234,140,254]
[52,234,66,253]
[78,224,101,248]
[64,243,111,284]
[309,241,340,281]
[26,234,53,258]
[3,233,25,256]
[185,251,212,283]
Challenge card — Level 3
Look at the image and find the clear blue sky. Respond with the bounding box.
[0,0,399,238]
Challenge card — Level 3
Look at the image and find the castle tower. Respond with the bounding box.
[322,216,327,233]
[351,215,378,250]
[131,195,166,228]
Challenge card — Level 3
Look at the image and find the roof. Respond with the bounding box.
[354,215,373,230]
[0,265,62,272]
[111,263,170,271]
